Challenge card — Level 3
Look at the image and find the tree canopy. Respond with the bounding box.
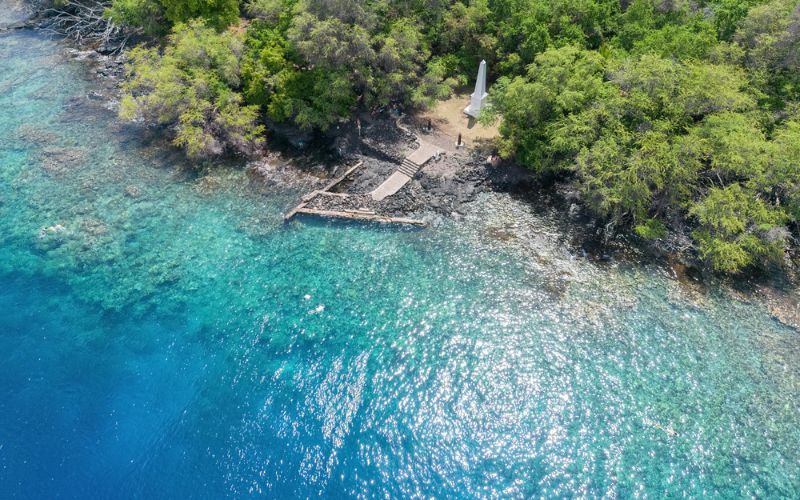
[108,0,800,274]
[119,20,264,158]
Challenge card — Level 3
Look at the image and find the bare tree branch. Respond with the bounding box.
[39,0,127,53]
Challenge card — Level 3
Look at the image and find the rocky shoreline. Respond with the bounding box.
[58,43,800,332]
[7,6,799,331]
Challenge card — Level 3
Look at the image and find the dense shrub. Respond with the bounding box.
[110,0,800,273]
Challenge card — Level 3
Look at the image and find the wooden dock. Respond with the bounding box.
[284,117,443,227]
[291,208,426,226]
[321,161,365,192]
[284,161,364,221]
[284,159,426,226]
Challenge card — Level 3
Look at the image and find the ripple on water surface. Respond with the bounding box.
[0,29,798,498]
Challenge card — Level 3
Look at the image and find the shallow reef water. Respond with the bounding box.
[1,15,799,499]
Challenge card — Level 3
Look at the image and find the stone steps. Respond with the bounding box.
[398,158,419,177]
[370,138,442,201]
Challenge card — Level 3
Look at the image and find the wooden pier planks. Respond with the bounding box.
[284,159,426,226]
[293,208,426,226]
[284,161,365,222]
[321,161,364,192]
[284,129,441,227]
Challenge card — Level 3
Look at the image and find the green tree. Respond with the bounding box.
[120,20,264,158]
[686,111,768,185]
[690,183,787,272]
[105,0,167,36]
[490,45,612,169]
[766,116,800,220]
[707,0,762,40]
[734,0,800,103]
[161,0,241,29]
[107,0,241,32]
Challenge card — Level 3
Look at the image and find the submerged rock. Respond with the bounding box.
[15,124,59,146]
[124,185,142,198]
[65,48,97,61]
[195,175,224,195]
[757,286,800,331]
[35,146,87,175]
[82,218,108,237]
[38,223,66,239]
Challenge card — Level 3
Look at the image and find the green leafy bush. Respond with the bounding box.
[120,20,264,158]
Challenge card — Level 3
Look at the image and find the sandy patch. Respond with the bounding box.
[414,92,501,148]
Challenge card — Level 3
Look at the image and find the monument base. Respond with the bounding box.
[463,92,488,118]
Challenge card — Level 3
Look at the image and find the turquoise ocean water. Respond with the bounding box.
[1,8,798,498]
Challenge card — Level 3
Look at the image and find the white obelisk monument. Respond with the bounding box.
[464,60,488,118]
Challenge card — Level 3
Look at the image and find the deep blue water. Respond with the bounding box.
[1,7,799,498]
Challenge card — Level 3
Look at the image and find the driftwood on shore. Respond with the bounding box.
[22,0,130,53]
